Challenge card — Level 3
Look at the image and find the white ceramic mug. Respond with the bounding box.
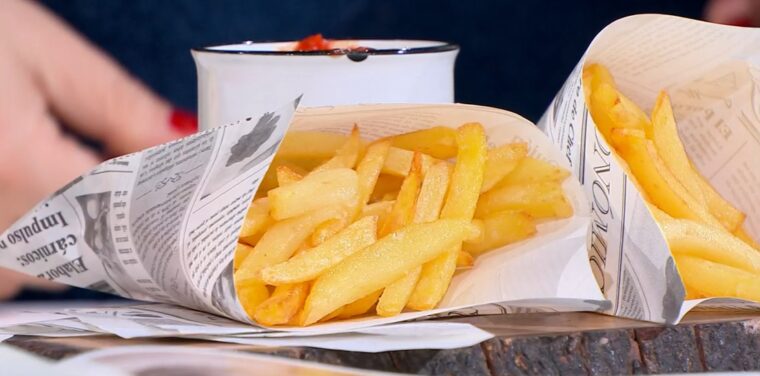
[192,39,459,130]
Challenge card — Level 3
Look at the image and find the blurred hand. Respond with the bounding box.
[705,0,760,26]
[0,0,195,297]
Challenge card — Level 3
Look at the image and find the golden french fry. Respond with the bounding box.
[235,206,346,284]
[456,251,474,268]
[613,131,722,229]
[312,125,364,172]
[463,211,537,256]
[354,140,392,215]
[384,126,458,159]
[675,255,760,302]
[412,162,452,224]
[582,63,615,101]
[658,216,760,274]
[377,161,451,317]
[277,131,349,161]
[236,279,270,319]
[493,157,571,189]
[259,216,378,285]
[338,290,383,320]
[379,152,423,237]
[361,200,394,223]
[609,91,653,139]
[268,168,358,220]
[302,219,477,325]
[253,283,310,326]
[382,147,437,177]
[370,175,404,203]
[238,198,273,246]
[475,182,573,219]
[694,172,746,233]
[276,165,304,187]
[650,91,707,209]
[587,81,619,140]
[480,143,528,192]
[408,123,487,311]
[309,216,349,247]
[735,227,760,250]
[233,242,255,271]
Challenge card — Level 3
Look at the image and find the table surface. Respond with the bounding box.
[8,310,760,375]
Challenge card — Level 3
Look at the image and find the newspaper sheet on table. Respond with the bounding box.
[538,14,760,324]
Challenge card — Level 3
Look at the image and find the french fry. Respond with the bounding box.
[493,157,571,189]
[361,200,394,223]
[735,227,760,250]
[354,140,392,215]
[481,143,528,192]
[236,280,270,319]
[609,91,654,139]
[302,219,478,325]
[650,91,707,209]
[276,165,304,187]
[411,162,452,224]
[613,131,722,229]
[658,216,760,274]
[268,168,358,220]
[370,175,404,203]
[582,63,615,101]
[456,251,474,268]
[309,216,349,247]
[312,125,364,172]
[338,290,383,320]
[233,242,255,271]
[408,123,487,311]
[235,206,346,284]
[238,198,273,246]
[253,283,310,326]
[382,147,437,177]
[694,172,746,233]
[675,255,760,302]
[259,216,378,285]
[377,160,450,316]
[587,81,619,140]
[379,153,423,237]
[383,126,458,159]
[475,182,573,219]
[277,131,350,161]
[464,211,537,256]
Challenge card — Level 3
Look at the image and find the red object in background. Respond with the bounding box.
[729,17,753,27]
[294,34,333,51]
[169,108,198,135]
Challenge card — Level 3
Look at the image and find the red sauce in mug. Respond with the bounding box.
[294,34,333,51]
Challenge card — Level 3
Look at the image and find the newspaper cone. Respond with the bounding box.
[539,14,760,323]
[0,100,604,330]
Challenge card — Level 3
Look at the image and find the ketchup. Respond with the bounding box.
[294,34,332,51]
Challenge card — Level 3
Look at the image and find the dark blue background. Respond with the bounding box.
[41,0,705,122]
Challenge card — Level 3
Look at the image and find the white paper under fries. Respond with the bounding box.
[0,101,603,332]
[539,14,760,324]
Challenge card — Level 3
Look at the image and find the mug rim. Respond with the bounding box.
[191,39,459,56]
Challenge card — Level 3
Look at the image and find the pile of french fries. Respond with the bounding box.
[584,63,760,301]
[232,123,573,326]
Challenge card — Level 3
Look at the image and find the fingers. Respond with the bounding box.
[705,0,756,25]
[0,1,195,157]
[0,113,100,230]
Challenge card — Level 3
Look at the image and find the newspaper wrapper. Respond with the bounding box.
[0,100,603,333]
[539,14,760,324]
